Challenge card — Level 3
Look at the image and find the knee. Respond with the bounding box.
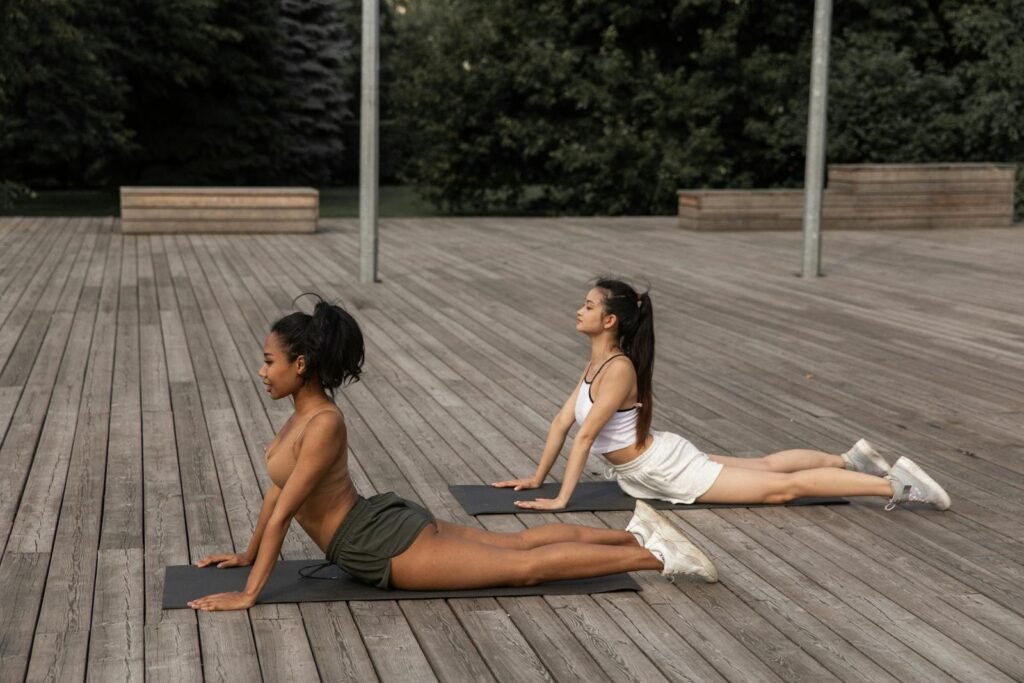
[508,531,532,550]
[759,474,800,504]
[764,483,799,504]
[759,455,785,472]
[764,492,796,504]
[515,553,547,586]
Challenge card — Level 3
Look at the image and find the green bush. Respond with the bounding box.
[1,0,1020,214]
[0,180,34,209]
[0,0,134,187]
[0,0,358,188]
[387,0,1023,215]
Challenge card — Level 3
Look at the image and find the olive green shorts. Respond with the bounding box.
[325,492,434,589]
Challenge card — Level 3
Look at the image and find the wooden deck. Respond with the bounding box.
[1,215,1023,682]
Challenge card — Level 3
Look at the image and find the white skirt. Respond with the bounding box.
[605,431,724,504]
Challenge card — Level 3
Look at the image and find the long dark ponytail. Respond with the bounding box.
[270,294,364,398]
[594,278,654,446]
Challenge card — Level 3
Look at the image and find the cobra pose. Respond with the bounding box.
[187,296,717,612]
[494,278,951,513]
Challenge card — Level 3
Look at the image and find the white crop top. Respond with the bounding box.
[574,355,639,454]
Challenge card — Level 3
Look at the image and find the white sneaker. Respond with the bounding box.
[631,501,718,583]
[885,457,951,511]
[626,498,662,546]
[841,439,891,477]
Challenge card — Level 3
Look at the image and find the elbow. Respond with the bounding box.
[266,513,293,535]
[575,431,599,448]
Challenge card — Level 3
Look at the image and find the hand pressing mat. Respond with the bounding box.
[163,560,641,608]
[451,481,848,515]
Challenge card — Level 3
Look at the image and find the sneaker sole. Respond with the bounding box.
[686,543,719,583]
[645,506,719,583]
[895,457,951,510]
[664,538,719,583]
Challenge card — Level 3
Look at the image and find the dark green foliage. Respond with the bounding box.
[121,0,288,184]
[0,0,134,187]
[828,0,1024,217]
[0,0,1020,213]
[388,0,711,213]
[0,181,34,209]
[388,0,1022,214]
[276,0,355,184]
[0,0,357,189]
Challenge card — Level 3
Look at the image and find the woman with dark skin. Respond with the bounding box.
[187,298,716,612]
[494,278,951,513]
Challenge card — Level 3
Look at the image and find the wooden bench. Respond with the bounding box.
[677,189,805,231]
[678,163,1017,231]
[120,187,318,234]
[823,163,1015,229]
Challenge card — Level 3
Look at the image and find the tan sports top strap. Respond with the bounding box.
[291,406,341,451]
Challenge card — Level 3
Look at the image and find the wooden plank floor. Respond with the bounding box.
[1,215,1023,682]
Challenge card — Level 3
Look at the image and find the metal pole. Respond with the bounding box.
[359,0,380,283]
[801,0,832,277]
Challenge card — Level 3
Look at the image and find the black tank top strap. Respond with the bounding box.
[585,353,626,383]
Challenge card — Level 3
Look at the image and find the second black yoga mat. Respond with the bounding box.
[450,481,849,515]
[163,560,640,608]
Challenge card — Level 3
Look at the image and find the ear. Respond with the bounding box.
[602,313,618,331]
[296,354,306,375]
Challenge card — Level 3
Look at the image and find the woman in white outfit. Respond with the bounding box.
[494,278,951,514]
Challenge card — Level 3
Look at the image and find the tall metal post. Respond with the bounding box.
[359,0,380,283]
[801,0,832,277]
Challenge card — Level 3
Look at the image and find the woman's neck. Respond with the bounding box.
[589,333,622,366]
[291,380,332,414]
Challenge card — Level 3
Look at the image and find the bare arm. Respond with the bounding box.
[189,414,346,611]
[515,361,635,510]
[493,371,585,490]
[194,485,281,569]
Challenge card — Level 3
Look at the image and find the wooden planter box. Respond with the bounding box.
[677,189,805,231]
[678,163,1016,231]
[823,163,1015,229]
[120,187,319,234]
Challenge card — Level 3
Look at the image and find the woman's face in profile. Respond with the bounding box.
[259,332,304,400]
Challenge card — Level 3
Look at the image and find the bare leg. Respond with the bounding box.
[697,465,892,505]
[390,525,661,590]
[433,520,638,550]
[709,449,844,473]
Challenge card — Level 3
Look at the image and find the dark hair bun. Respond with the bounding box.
[271,294,364,396]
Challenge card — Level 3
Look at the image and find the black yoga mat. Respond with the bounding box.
[451,481,849,515]
[163,560,640,608]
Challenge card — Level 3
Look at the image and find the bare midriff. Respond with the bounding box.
[295,482,360,552]
[601,433,655,467]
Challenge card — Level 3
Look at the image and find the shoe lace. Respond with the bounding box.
[884,484,911,511]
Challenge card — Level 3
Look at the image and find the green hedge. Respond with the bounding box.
[386,0,1024,215]
[0,0,357,188]
[1,0,1021,217]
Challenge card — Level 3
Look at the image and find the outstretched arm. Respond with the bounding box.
[188,414,346,611]
[195,484,281,569]
[493,372,584,490]
[514,362,635,510]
